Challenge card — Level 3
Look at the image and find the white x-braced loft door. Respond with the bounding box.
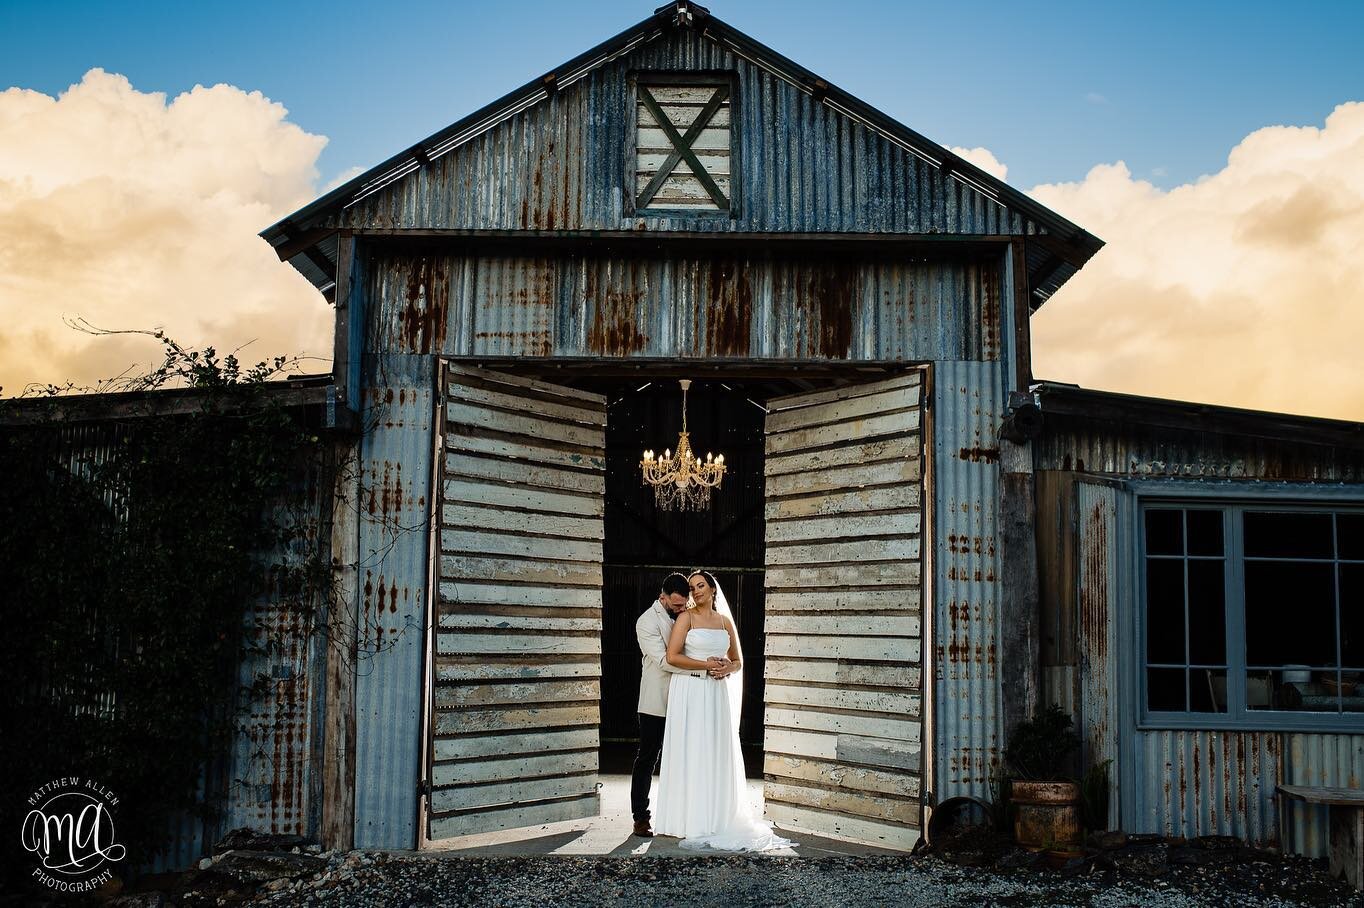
[427,364,606,840]
[761,370,926,850]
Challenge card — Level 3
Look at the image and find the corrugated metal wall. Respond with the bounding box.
[321,29,1037,238]
[932,360,1006,803]
[1075,481,1120,830]
[1033,415,1364,482]
[352,353,437,848]
[27,422,332,875]
[1037,415,1364,856]
[366,252,1001,363]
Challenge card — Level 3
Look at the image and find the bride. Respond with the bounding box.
[652,570,793,852]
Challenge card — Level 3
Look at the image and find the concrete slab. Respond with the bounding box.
[423,774,903,858]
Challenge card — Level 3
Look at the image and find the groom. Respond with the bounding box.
[630,572,729,837]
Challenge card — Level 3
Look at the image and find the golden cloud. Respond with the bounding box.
[1028,102,1364,420]
[0,69,332,395]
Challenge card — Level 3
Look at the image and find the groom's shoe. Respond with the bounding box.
[632,818,654,837]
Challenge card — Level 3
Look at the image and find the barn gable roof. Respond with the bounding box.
[261,2,1102,309]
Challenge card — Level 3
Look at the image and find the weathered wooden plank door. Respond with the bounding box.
[761,371,925,850]
[427,364,606,841]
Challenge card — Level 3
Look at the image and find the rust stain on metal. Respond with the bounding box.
[585,263,646,355]
[946,533,997,557]
[1079,503,1109,670]
[1192,739,1202,811]
[958,446,1001,463]
[706,260,753,356]
[806,265,855,358]
[981,263,1000,361]
[399,256,450,353]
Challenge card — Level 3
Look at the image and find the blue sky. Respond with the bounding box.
[4,0,1362,191]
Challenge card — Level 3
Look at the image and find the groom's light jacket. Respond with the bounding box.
[636,599,708,717]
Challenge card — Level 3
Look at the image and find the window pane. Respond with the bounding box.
[1245,561,1337,667]
[1247,668,1340,713]
[1343,564,1364,667]
[1187,560,1226,665]
[1340,514,1364,561]
[1187,509,1224,556]
[1146,559,1186,664]
[1191,668,1227,713]
[1244,512,1334,559]
[1145,509,1184,556]
[1148,668,1186,711]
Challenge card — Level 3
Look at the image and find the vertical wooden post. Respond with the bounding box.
[319,228,360,851]
[1330,805,1364,890]
[999,239,1040,750]
[332,232,356,417]
[322,439,359,851]
[998,441,1040,748]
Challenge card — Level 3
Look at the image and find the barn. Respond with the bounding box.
[257,0,1102,853]
[111,0,1358,863]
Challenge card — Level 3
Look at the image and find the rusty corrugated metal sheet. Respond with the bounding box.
[1131,730,1283,846]
[1124,731,1364,858]
[1034,413,1364,481]
[219,459,328,840]
[29,421,331,875]
[322,28,1034,238]
[352,353,436,849]
[1076,482,1120,828]
[366,253,1001,363]
[932,360,1005,803]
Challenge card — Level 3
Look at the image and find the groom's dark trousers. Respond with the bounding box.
[631,712,667,821]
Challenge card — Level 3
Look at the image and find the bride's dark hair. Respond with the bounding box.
[688,569,719,592]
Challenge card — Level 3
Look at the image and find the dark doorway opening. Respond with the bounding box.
[600,380,768,776]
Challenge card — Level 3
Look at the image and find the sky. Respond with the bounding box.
[2,1,1363,417]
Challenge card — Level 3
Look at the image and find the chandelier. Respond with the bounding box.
[640,379,726,512]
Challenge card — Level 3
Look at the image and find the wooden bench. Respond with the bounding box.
[1277,784,1364,889]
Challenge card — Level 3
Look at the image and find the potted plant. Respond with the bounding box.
[1004,705,1083,852]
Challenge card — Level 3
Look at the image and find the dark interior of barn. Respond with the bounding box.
[598,380,769,775]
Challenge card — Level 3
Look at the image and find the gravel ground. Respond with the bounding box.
[177,850,1364,908]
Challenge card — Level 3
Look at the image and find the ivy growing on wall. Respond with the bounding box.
[0,332,340,889]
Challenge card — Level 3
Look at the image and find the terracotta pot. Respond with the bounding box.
[1010,780,1082,851]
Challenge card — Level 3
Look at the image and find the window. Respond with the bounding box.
[631,75,733,215]
[1141,502,1364,728]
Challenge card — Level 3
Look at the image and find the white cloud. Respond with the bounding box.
[1027,101,1364,421]
[949,146,1008,182]
[1084,92,1109,105]
[0,69,332,394]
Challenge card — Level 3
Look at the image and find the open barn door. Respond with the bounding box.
[427,364,606,841]
[761,370,925,850]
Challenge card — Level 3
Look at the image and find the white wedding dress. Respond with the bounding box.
[653,625,792,852]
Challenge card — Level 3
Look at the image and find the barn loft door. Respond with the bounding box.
[761,371,925,851]
[428,364,606,841]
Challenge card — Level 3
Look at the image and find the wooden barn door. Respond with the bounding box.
[761,371,925,850]
[427,364,606,840]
